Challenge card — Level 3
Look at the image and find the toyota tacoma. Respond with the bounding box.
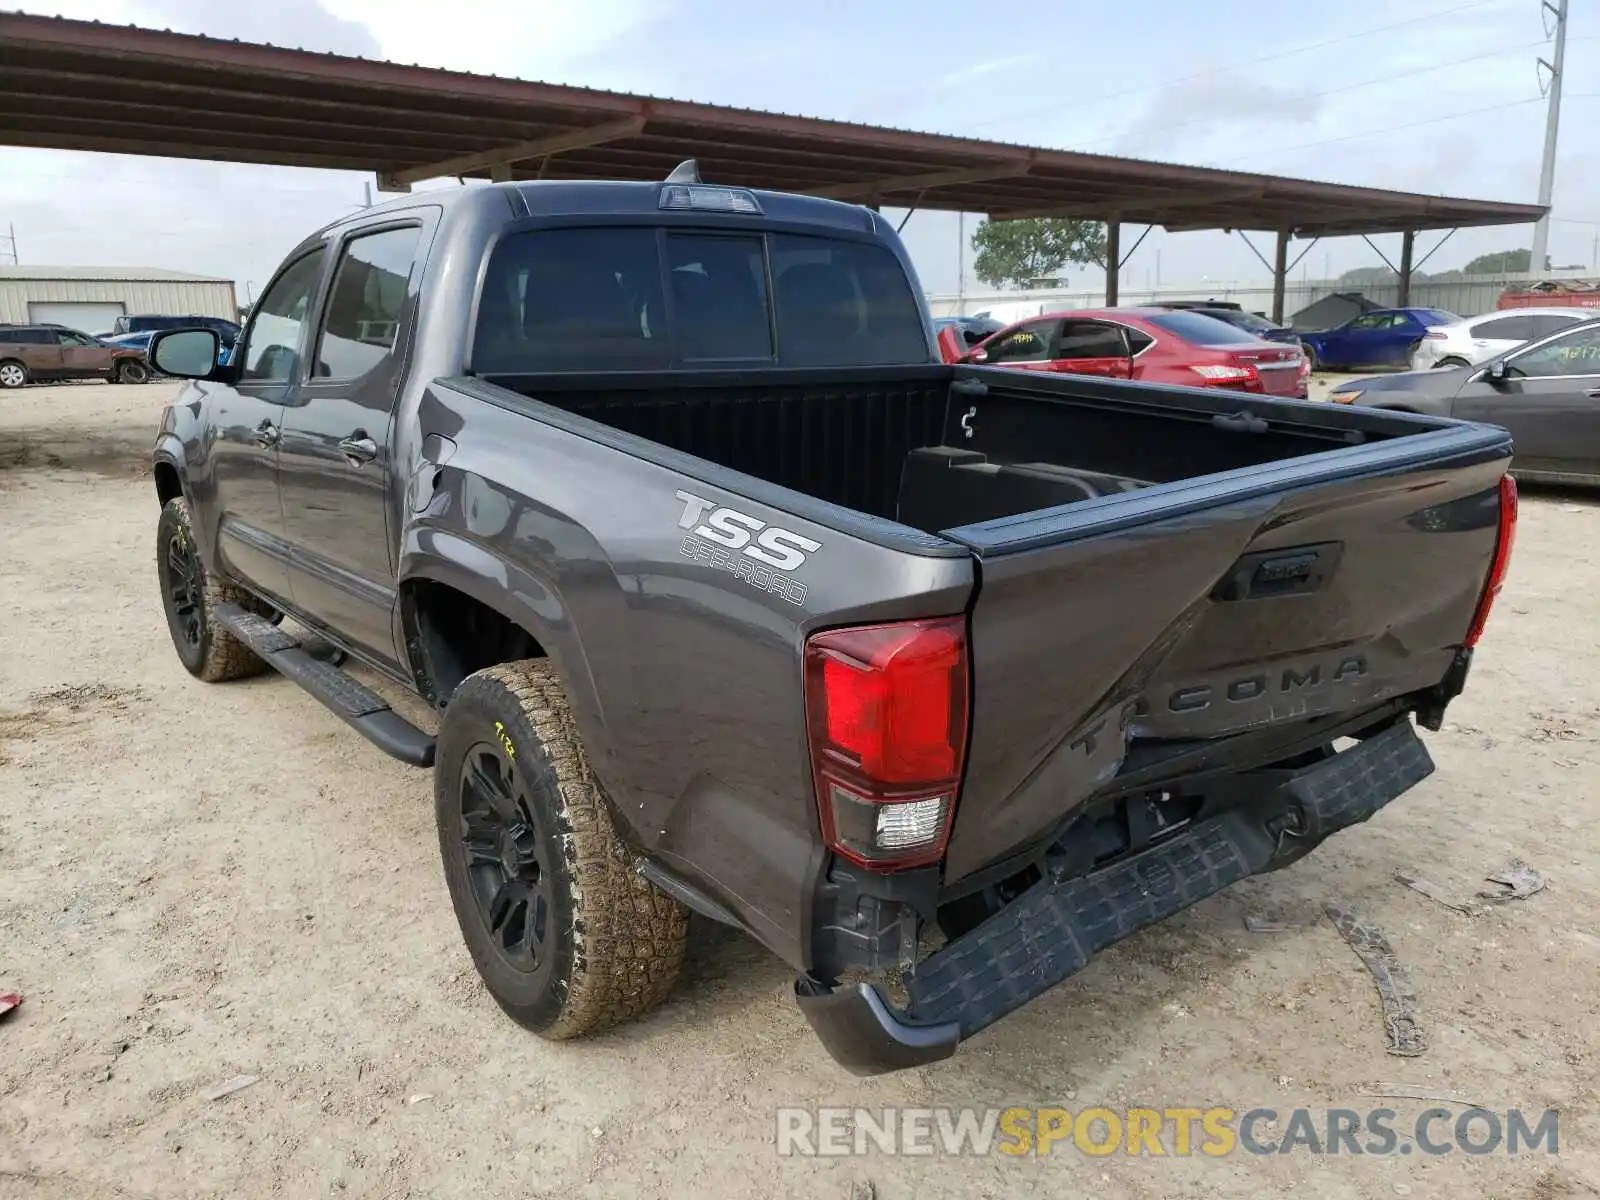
[148,165,1516,1075]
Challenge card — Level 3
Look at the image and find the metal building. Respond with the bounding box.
[0,265,238,334]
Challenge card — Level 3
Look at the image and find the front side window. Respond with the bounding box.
[1508,325,1600,378]
[1527,313,1585,338]
[983,320,1056,363]
[314,225,422,380]
[241,249,326,383]
[59,331,98,347]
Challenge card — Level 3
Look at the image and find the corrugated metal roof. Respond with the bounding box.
[0,11,1546,237]
[0,265,232,283]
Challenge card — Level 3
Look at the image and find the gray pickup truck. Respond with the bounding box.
[148,165,1516,1075]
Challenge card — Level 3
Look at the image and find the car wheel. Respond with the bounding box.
[1302,345,1319,373]
[0,360,27,389]
[1434,356,1471,369]
[156,497,273,682]
[116,360,151,384]
[435,660,689,1039]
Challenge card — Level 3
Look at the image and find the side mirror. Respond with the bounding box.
[1486,358,1509,384]
[151,328,221,379]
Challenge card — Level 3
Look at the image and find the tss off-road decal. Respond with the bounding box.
[675,490,821,606]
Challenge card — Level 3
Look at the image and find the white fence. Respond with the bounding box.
[927,273,1580,325]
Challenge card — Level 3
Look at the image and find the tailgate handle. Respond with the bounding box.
[1213,541,1344,601]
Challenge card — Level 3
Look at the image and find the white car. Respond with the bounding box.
[1411,306,1596,370]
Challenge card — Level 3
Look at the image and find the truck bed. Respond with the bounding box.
[469,363,1510,882]
[478,364,1422,538]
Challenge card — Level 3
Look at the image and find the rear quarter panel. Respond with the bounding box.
[400,381,974,968]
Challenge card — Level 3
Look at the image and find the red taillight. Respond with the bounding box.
[1464,475,1518,648]
[804,617,970,871]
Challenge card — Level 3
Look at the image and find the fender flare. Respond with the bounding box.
[396,528,614,775]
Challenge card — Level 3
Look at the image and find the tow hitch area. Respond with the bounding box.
[795,719,1433,1075]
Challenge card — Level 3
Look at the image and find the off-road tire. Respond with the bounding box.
[435,660,689,1039]
[0,359,26,389]
[156,496,272,682]
[116,360,151,384]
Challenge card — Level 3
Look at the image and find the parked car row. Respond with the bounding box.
[0,314,241,389]
[1329,315,1600,487]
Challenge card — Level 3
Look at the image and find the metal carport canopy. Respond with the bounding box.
[0,10,1545,310]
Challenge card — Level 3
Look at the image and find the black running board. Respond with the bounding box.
[215,601,436,767]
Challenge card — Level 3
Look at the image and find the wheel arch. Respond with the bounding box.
[395,537,605,750]
[153,445,186,507]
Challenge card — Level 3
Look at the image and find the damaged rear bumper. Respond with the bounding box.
[795,718,1434,1076]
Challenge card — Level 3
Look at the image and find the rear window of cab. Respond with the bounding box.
[472,228,929,372]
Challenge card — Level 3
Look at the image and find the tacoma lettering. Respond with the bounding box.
[1167,656,1369,713]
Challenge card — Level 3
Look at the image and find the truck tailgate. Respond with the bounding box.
[941,423,1512,881]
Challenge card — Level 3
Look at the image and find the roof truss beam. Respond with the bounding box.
[809,160,1030,201]
[383,116,646,188]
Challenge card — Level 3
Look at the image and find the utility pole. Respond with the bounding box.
[1530,0,1568,278]
[956,211,965,306]
[0,223,17,265]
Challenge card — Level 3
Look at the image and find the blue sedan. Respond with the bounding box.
[1299,307,1459,371]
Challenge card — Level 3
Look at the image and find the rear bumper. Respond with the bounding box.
[795,719,1433,1075]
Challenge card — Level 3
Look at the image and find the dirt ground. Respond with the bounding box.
[1,382,1597,1200]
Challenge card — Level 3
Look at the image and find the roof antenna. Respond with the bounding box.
[665,159,702,184]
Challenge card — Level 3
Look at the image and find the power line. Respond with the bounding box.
[1069,38,1553,154]
[1218,92,1598,165]
[965,0,1519,132]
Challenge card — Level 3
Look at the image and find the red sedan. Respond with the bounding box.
[939,307,1309,398]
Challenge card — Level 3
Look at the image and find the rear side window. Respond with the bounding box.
[473,227,927,372]
[314,225,423,380]
[1056,320,1127,359]
[1472,315,1533,341]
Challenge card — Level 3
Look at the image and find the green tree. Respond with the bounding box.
[1335,265,1396,286]
[1462,248,1550,275]
[971,218,1107,288]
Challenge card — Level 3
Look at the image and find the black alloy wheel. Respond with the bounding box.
[162,522,204,652]
[457,740,558,980]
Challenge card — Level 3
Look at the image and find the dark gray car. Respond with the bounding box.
[1330,317,1600,486]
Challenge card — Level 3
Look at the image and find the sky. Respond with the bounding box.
[2,0,1597,299]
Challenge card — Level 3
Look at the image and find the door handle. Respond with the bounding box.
[338,434,379,466]
[253,421,280,448]
[1587,388,1600,399]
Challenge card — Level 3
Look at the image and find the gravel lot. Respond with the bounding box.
[1,382,1597,1199]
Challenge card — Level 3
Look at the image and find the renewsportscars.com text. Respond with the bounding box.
[776,1106,1559,1158]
